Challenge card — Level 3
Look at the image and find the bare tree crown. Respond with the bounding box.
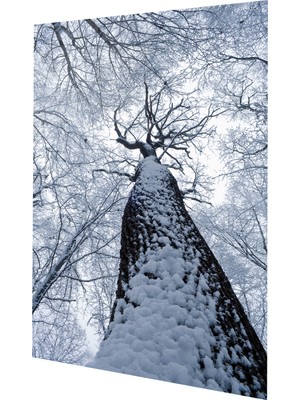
[114,82,224,164]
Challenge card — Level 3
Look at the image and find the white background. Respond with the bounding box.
[1,1,298,399]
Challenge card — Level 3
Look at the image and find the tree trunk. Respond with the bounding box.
[89,156,267,398]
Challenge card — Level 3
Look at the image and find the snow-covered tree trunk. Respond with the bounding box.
[89,155,267,398]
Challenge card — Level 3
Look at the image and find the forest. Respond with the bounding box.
[32,1,267,396]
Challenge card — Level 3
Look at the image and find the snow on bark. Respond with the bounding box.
[88,156,267,398]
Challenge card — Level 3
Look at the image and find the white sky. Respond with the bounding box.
[1,1,299,399]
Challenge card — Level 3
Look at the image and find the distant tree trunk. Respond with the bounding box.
[89,155,267,398]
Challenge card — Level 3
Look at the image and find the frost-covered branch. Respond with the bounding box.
[114,83,221,166]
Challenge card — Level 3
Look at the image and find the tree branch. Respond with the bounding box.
[221,53,268,65]
[92,168,134,181]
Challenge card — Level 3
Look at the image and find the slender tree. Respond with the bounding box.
[89,87,267,398]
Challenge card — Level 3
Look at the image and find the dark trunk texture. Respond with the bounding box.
[95,156,267,398]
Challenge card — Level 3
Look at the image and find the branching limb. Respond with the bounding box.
[183,195,213,206]
[52,23,80,90]
[220,52,268,66]
[92,168,135,181]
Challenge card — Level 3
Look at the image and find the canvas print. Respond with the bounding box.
[33,1,267,398]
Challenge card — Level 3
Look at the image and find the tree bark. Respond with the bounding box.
[90,156,267,398]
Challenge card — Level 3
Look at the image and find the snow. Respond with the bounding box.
[87,156,266,398]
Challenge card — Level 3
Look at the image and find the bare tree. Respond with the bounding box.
[33,1,268,381]
[191,70,268,346]
[89,94,267,397]
[32,98,126,356]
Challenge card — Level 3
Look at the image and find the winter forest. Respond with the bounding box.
[33,0,267,398]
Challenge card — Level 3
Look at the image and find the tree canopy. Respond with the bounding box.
[33,0,267,364]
